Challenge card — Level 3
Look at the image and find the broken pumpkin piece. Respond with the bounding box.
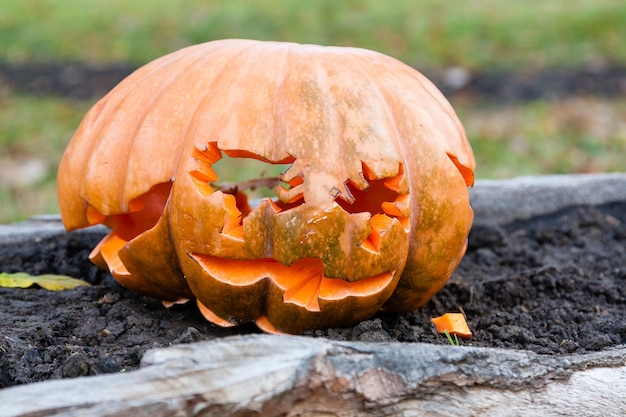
[57,39,475,334]
[197,301,238,328]
[90,198,193,303]
[431,312,473,339]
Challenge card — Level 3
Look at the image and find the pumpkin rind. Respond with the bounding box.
[57,39,475,333]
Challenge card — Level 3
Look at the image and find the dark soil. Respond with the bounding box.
[1,202,625,388]
[2,61,626,101]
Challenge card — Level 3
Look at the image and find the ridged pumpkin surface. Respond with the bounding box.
[57,39,475,334]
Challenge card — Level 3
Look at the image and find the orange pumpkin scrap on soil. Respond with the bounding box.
[431,313,473,339]
[57,39,475,334]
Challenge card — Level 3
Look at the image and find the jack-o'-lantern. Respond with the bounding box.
[57,39,475,334]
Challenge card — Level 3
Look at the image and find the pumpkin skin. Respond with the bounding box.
[57,39,475,334]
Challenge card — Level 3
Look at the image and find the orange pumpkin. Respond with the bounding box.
[57,39,475,334]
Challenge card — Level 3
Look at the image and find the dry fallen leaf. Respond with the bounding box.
[0,272,90,291]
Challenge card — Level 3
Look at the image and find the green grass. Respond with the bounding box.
[1,0,625,69]
[0,93,91,223]
[457,98,626,178]
[0,94,90,158]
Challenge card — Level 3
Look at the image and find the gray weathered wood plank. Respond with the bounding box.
[0,335,624,416]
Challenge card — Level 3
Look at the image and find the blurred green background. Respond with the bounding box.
[1,0,625,223]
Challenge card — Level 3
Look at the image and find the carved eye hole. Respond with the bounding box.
[189,143,304,233]
[190,142,295,203]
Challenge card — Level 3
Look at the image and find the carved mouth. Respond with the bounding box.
[191,255,396,313]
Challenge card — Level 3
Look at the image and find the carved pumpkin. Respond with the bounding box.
[57,39,475,334]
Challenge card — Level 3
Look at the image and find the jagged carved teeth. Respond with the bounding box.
[275,180,304,204]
